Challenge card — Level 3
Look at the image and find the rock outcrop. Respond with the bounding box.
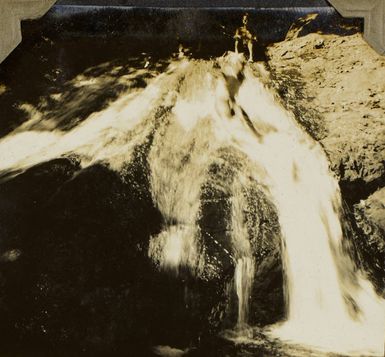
[0,144,284,355]
[354,188,385,290]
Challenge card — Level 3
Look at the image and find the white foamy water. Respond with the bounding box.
[0,53,384,356]
[231,172,256,328]
[235,257,254,328]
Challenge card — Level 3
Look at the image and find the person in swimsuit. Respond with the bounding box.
[234,13,258,62]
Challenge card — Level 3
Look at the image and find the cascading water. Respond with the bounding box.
[0,52,384,356]
[234,257,254,328]
[231,174,255,329]
[233,64,385,356]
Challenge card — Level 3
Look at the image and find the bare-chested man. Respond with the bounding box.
[234,13,257,62]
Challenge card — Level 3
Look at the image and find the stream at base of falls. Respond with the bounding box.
[0,36,384,357]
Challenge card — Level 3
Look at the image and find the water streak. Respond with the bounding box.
[231,173,255,328]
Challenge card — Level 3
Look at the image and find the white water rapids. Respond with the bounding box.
[0,53,384,356]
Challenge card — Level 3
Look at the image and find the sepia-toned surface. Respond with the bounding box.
[268,30,385,291]
[0,6,384,357]
[0,0,56,63]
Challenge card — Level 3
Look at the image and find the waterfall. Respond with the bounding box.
[0,53,383,356]
[234,257,254,328]
[232,57,385,356]
[231,173,255,329]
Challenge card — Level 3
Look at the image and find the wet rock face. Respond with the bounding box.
[353,188,385,292]
[0,156,164,355]
[0,152,198,355]
[0,147,284,355]
[199,148,284,328]
[237,179,284,326]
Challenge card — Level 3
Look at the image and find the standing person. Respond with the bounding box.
[234,13,258,62]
